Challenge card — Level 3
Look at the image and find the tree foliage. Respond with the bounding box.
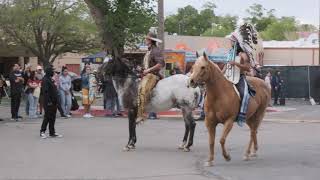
[260,17,298,41]
[244,3,277,32]
[165,5,203,36]
[244,3,316,41]
[0,0,99,67]
[84,0,156,58]
[202,15,238,37]
[164,3,237,37]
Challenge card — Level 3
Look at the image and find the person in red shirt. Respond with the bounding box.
[25,71,41,119]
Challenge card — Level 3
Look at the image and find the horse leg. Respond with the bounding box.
[243,126,254,161]
[178,122,189,150]
[181,107,196,152]
[220,119,234,161]
[251,129,258,157]
[250,108,266,158]
[124,108,137,151]
[204,115,217,167]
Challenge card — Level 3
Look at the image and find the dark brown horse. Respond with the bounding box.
[189,52,271,166]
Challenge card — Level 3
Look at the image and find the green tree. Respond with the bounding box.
[297,24,317,32]
[165,5,200,35]
[261,17,298,40]
[84,0,156,58]
[0,0,99,68]
[244,3,277,32]
[202,15,238,37]
[165,3,217,36]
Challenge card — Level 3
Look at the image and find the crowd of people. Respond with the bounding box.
[2,62,126,121]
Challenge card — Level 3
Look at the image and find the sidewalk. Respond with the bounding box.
[0,98,318,121]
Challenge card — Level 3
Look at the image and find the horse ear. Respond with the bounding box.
[203,51,209,61]
[196,51,199,58]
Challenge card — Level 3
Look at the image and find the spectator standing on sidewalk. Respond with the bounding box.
[23,64,32,115]
[264,71,272,106]
[81,66,94,118]
[103,76,120,117]
[0,77,7,121]
[25,71,41,119]
[53,71,67,118]
[9,64,24,121]
[264,71,272,89]
[35,65,44,116]
[272,71,282,105]
[59,67,72,118]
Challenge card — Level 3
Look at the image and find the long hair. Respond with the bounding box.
[29,71,36,80]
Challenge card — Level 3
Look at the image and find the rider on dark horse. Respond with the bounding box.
[136,32,165,123]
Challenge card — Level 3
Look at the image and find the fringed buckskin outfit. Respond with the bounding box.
[137,44,165,122]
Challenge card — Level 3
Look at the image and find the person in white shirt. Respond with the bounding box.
[264,71,272,106]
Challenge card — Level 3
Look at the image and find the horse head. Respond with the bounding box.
[189,51,212,88]
[99,57,137,80]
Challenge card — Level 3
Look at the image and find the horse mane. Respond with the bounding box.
[208,60,222,73]
[102,57,134,78]
[199,56,232,87]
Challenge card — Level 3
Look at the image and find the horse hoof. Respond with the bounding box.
[178,143,187,150]
[128,145,136,149]
[183,147,190,152]
[243,155,250,161]
[123,146,130,151]
[204,161,214,167]
[250,153,257,158]
[224,155,231,162]
[136,121,145,125]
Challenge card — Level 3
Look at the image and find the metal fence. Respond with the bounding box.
[261,66,320,102]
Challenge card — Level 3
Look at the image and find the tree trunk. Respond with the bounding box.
[38,57,50,69]
[84,0,124,60]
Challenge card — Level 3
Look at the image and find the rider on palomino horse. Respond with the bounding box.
[226,23,259,126]
[136,32,165,123]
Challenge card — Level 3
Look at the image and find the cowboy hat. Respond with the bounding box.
[146,32,162,43]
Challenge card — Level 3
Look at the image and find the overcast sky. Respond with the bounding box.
[164,0,319,26]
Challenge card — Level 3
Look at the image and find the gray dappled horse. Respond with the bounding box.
[99,58,201,151]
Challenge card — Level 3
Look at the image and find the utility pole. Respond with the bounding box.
[158,0,165,51]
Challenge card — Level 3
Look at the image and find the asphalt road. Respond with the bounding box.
[0,117,319,180]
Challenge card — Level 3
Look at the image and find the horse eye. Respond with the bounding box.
[201,66,205,70]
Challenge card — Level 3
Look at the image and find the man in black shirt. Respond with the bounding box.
[40,65,62,139]
[9,64,24,121]
[272,71,282,105]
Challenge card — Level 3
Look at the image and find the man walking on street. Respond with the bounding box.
[40,65,62,139]
[9,64,24,121]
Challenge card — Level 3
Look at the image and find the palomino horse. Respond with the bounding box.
[189,52,271,166]
[100,57,201,151]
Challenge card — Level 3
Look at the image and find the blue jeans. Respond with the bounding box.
[59,90,72,116]
[27,93,38,118]
[148,112,157,119]
[106,96,119,114]
[25,94,30,115]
